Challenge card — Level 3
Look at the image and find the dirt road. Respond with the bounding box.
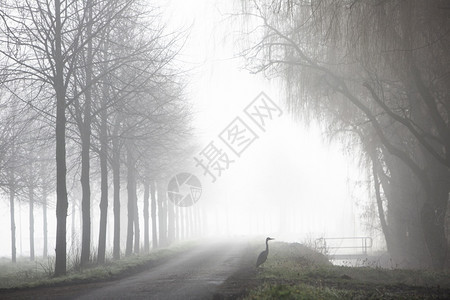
[0,240,254,300]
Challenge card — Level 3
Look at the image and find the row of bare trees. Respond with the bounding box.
[240,0,450,269]
[0,0,196,275]
[0,100,54,263]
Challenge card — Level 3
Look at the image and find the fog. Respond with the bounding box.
[0,0,370,260]
[1,0,448,280]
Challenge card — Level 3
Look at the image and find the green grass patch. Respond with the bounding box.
[0,241,196,290]
[246,283,358,300]
[245,241,450,299]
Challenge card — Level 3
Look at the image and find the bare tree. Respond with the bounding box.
[0,0,93,275]
[0,97,37,262]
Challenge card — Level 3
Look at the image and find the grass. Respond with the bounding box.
[0,241,196,290]
[3,240,449,298]
[244,241,450,299]
[246,283,357,299]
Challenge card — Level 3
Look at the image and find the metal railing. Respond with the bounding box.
[315,237,373,259]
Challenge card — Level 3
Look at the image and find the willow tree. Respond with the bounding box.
[240,0,450,269]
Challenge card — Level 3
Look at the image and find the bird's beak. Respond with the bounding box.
[269,238,275,240]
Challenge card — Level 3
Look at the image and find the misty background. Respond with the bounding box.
[1,0,448,276]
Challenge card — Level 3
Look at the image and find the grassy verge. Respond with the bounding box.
[244,242,450,299]
[0,241,196,290]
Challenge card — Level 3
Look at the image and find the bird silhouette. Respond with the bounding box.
[256,237,274,267]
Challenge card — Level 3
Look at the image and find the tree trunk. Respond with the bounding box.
[54,93,68,274]
[168,196,175,245]
[134,195,140,254]
[80,0,93,267]
[421,161,449,270]
[150,180,158,249]
[97,78,109,265]
[71,200,76,248]
[372,159,392,253]
[97,134,108,264]
[42,187,48,259]
[367,146,393,256]
[54,0,69,277]
[112,117,121,260]
[189,207,194,238]
[29,185,35,261]
[80,125,92,266]
[9,176,16,263]
[180,206,185,241]
[175,205,179,242]
[185,207,191,239]
[41,161,48,259]
[143,179,150,252]
[125,145,136,256]
[194,206,201,237]
[157,184,167,247]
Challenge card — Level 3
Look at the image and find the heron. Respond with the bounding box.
[256,237,274,268]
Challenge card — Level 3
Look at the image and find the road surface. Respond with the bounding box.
[0,240,254,300]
